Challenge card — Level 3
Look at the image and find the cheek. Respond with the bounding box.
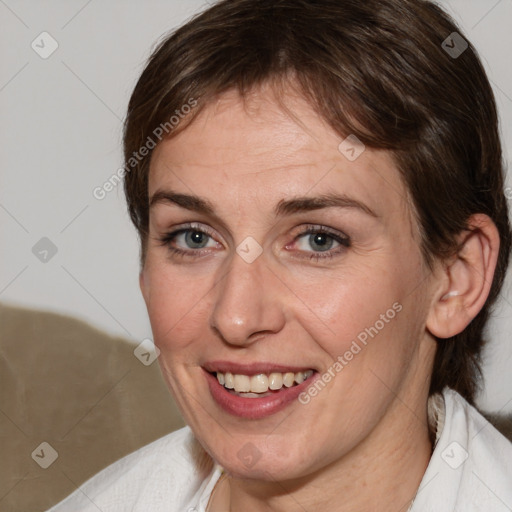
[294,256,424,383]
[294,268,403,349]
[143,266,215,352]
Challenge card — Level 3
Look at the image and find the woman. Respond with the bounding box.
[48,0,512,510]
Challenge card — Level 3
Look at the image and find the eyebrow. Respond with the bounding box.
[149,189,378,218]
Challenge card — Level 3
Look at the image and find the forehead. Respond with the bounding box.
[148,86,412,224]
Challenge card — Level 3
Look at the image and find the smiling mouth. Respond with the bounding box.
[213,370,315,397]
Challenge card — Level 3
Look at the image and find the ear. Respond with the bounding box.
[426,214,500,339]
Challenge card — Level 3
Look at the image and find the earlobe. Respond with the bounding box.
[426,214,500,339]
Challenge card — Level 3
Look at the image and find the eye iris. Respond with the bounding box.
[186,230,208,248]
[310,233,333,252]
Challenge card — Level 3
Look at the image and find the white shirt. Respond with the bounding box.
[46,388,512,511]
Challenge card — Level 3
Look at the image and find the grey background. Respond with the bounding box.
[1,0,511,413]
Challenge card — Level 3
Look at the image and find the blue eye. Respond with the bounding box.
[176,230,212,249]
[157,223,350,261]
[298,232,338,252]
[158,225,217,256]
[291,225,350,260]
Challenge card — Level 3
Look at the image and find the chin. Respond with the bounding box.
[222,456,309,481]
[201,433,320,482]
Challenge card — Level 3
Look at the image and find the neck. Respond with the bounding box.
[215,386,433,512]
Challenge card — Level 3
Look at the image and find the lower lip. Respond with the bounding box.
[204,369,318,419]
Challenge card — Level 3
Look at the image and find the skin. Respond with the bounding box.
[139,83,499,511]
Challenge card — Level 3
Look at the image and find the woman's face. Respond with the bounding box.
[140,85,437,480]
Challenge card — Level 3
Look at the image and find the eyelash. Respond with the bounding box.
[157,223,351,261]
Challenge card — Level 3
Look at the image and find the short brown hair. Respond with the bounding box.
[123,0,511,404]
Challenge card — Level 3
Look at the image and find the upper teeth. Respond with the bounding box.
[216,370,314,393]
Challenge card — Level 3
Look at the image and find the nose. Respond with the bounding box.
[209,248,286,347]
